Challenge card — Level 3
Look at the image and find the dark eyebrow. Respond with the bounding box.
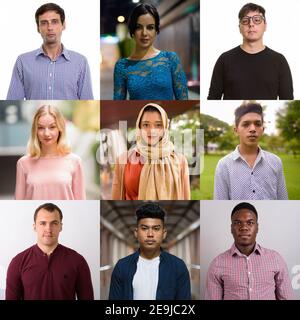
[136,23,155,27]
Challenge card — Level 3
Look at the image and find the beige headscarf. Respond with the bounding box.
[135,103,183,200]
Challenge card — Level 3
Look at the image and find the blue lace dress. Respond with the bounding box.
[113,51,188,100]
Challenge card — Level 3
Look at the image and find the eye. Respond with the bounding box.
[148,26,154,30]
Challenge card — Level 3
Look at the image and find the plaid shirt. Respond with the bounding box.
[205,243,294,300]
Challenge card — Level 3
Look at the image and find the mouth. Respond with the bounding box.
[145,240,156,245]
[247,135,257,140]
[238,234,251,238]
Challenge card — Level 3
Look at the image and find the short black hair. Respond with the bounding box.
[231,202,258,220]
[234,102,264,127]
[128,3,160,37]
[34,203,63,222]
[35,3,65,26]
[136,202,165,224]
[238,3,266,20]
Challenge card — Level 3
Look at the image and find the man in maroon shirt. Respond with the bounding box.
[5,202,94,300]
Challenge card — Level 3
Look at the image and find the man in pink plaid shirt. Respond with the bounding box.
[205,202,294,300]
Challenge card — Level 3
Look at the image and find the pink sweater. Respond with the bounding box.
[15,153,86,200]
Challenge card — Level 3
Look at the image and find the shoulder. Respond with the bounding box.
[17,49,40,61]
[17,155,33,167]
[209,249,231,268]
[9,245,35,264]
[175,152,188,165]
[66,152,82,163]
[264,47,286,60]
[218,46,241,59]
[161,251,188,269]
[115,58,128,67]
[261,149,282,164]
[65,49,88,62]
[216,151,235,167]
[114,251,138,268]
[259,245,285,262]
[161,51,180,62]
[58,244,87,263]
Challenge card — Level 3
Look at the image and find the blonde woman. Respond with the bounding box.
[15,105,86,200]
[112,103,190,200]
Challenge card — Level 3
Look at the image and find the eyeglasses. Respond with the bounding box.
[240,15,265,25]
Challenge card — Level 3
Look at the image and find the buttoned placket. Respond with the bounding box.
[47,59,56,99]
[244,255,254,299]
[239,152,263,198]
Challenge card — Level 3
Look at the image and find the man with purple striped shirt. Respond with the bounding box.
[205,202,294,300]
[6,3,93,100]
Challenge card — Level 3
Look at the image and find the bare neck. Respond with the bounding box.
[42,43,62,61]
[37,242,59,256]
[130,46,159,60]
[235,242,256,256]
[139,248,161,260]
[238,144,259,156]
[40,145,59,157]
[240,40,265,54]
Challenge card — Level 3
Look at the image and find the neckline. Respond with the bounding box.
[239,45,267,55]
[126,51,162,62]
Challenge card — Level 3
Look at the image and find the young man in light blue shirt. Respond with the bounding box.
[214,102,288,200]
[7,3,93,100]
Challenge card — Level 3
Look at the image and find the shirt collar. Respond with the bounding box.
[35,44,71,61]
[230,243,262,257]
[231,145,265,162]
[34,243,61,256]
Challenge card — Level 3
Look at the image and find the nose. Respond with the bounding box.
[44,128,50,135]
[239,222,249,231]
[249,17,255,26]
[141,27,147,36]
[147,228,154,237]
[249,123,256,132]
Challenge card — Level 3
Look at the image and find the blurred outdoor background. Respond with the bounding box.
[99,100,200,200]
[0,100,100,199]
[200,100,300,199]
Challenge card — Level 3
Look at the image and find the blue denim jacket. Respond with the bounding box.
[109,250,191,300]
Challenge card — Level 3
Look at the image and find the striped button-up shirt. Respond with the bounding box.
[205,243,294,300]
[7,45,93,100]
[214,146,288,200]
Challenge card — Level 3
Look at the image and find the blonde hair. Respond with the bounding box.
[28,105,71,158]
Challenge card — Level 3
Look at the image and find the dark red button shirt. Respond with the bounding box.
[6,244,94,300]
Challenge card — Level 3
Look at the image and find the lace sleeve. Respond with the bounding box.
[113,59,127,100]
[169,52,188,100]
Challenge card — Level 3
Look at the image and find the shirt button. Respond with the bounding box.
[49,73,52,77]
[49,86,52,90]
[251,172,253,175]
[248,271,251,275]
[253,190,255,193]
[249,288,252,291]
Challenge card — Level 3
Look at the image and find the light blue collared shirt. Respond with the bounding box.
[7,45,93,100]
[214,146,288,200]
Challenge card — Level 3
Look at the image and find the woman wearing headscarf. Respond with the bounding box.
[112,103,190,200]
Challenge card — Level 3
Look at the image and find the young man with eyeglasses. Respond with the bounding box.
[7,3,93,100]
[214,102,288,200]
[207,3,293,100]
[205,202,294,300]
